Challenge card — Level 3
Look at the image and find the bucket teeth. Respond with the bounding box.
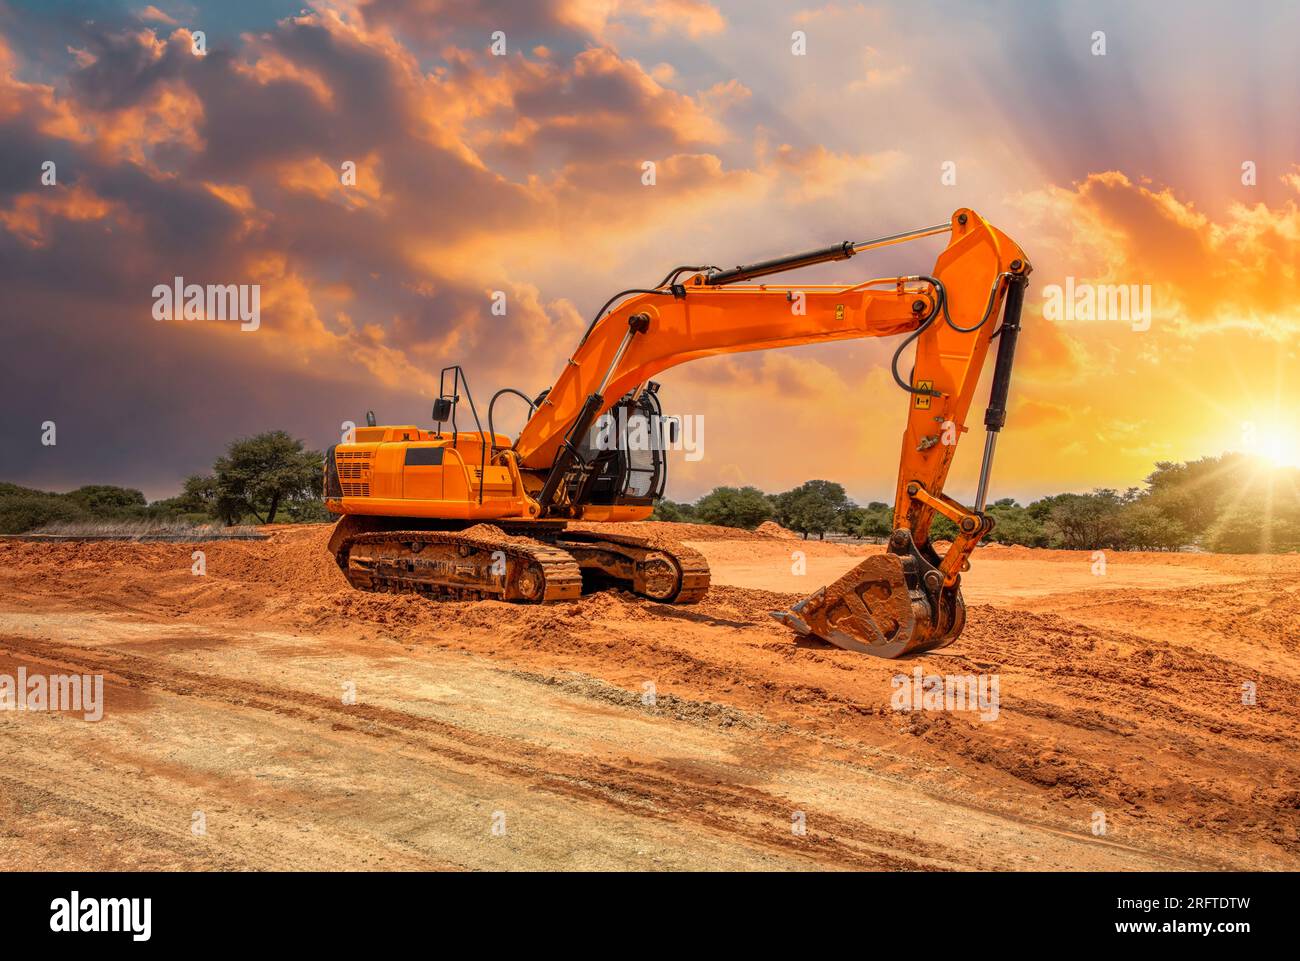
[769,595,815,636]
[774,553,963,659]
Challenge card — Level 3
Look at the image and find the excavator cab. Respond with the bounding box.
[568,383,668,506]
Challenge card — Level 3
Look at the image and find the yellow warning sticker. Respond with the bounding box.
[835,304,845,322]
[914,380,932,409]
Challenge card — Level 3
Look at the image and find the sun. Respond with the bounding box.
[1249,420,1300,469]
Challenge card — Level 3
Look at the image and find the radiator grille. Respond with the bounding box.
[336,450,373,497]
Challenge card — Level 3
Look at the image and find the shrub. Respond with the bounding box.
[695,486,773,529]
[0,494,89,534]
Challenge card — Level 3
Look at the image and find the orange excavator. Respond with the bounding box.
[324,208,1030,658]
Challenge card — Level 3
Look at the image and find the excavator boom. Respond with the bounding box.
[323,208,1030,659]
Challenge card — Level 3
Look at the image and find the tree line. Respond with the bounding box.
[4,437,1296,554]
[0,431,324,533]
[652,452,1300,554]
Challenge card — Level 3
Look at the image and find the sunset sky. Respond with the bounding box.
[2,0,1298,504]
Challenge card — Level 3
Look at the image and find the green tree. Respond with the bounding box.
[64,485,146,517]
[178,474,218,514]
[695,486,773,529]
[1116,500,1187,551]
[212,431,323,525]
[985,499,1048,547]
[0,493,88,534]
[835,505,866,535]
[773,480,850,539]
[1144,456,1240,536]
[1205,504,1300,554]
[1144,454,1300,552]
[854,501,894,539]
[652,499,698,523]
[1041,490,1127,549]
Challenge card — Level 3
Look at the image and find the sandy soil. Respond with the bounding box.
[0,523,1297,871]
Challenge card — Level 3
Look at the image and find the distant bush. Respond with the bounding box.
[8,445,1298,552]
[281,497,331,523]
[0,492,89,534]
[772,480,849,540]
[651,499,699,523]
[854,502,893,539]
[695,486,773,529]
[1204,505,1300,554]
[0,482,161,534]
[666,453,1300,553]
[1116,500,1187,551]
[984,499,1049,547]
[64,485,147,516]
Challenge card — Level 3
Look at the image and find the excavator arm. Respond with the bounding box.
[515,207,1030,657]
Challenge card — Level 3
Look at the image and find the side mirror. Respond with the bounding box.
[365,410,376,427]
[664,417,680,444]
[431,398,454,423]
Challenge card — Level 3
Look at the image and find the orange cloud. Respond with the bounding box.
[138,6,180,27]
[276,155,386,209]
[764,141,904,202]
[1015,170,1300,338]
[0,184,117,246]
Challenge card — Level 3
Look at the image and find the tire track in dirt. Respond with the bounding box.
[506,596,1300,861]
[3,525,1297,869]
[0,633,957,870]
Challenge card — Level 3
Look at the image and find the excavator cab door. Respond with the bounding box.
[570,384,668,506]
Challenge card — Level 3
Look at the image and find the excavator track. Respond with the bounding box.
[557,529,711,604]
[328,517,709,605]
[337,528,583,602]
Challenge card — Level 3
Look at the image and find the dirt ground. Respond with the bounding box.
[1,522,1297,871]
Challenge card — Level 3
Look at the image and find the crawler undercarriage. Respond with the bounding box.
[328,515,710,605]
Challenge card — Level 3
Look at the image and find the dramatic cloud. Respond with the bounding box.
[1017,170,1300,336]
[0,0,1296,504]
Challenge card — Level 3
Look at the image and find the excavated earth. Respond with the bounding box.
[0,522,1297,871]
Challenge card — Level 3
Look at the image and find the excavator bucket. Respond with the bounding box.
[771,553,965,659]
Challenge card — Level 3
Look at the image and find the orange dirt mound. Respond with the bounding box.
[756,521,799,540]
[573,520,767,542]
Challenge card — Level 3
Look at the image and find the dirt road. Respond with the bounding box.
[1,524,1296,870]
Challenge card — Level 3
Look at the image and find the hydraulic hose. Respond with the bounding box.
[487,388,536,449]
[890,267,1014,395]
[890,277,943,397]
[577,288,675,349]
[942,271,1011,334]
[655,265,716,288]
